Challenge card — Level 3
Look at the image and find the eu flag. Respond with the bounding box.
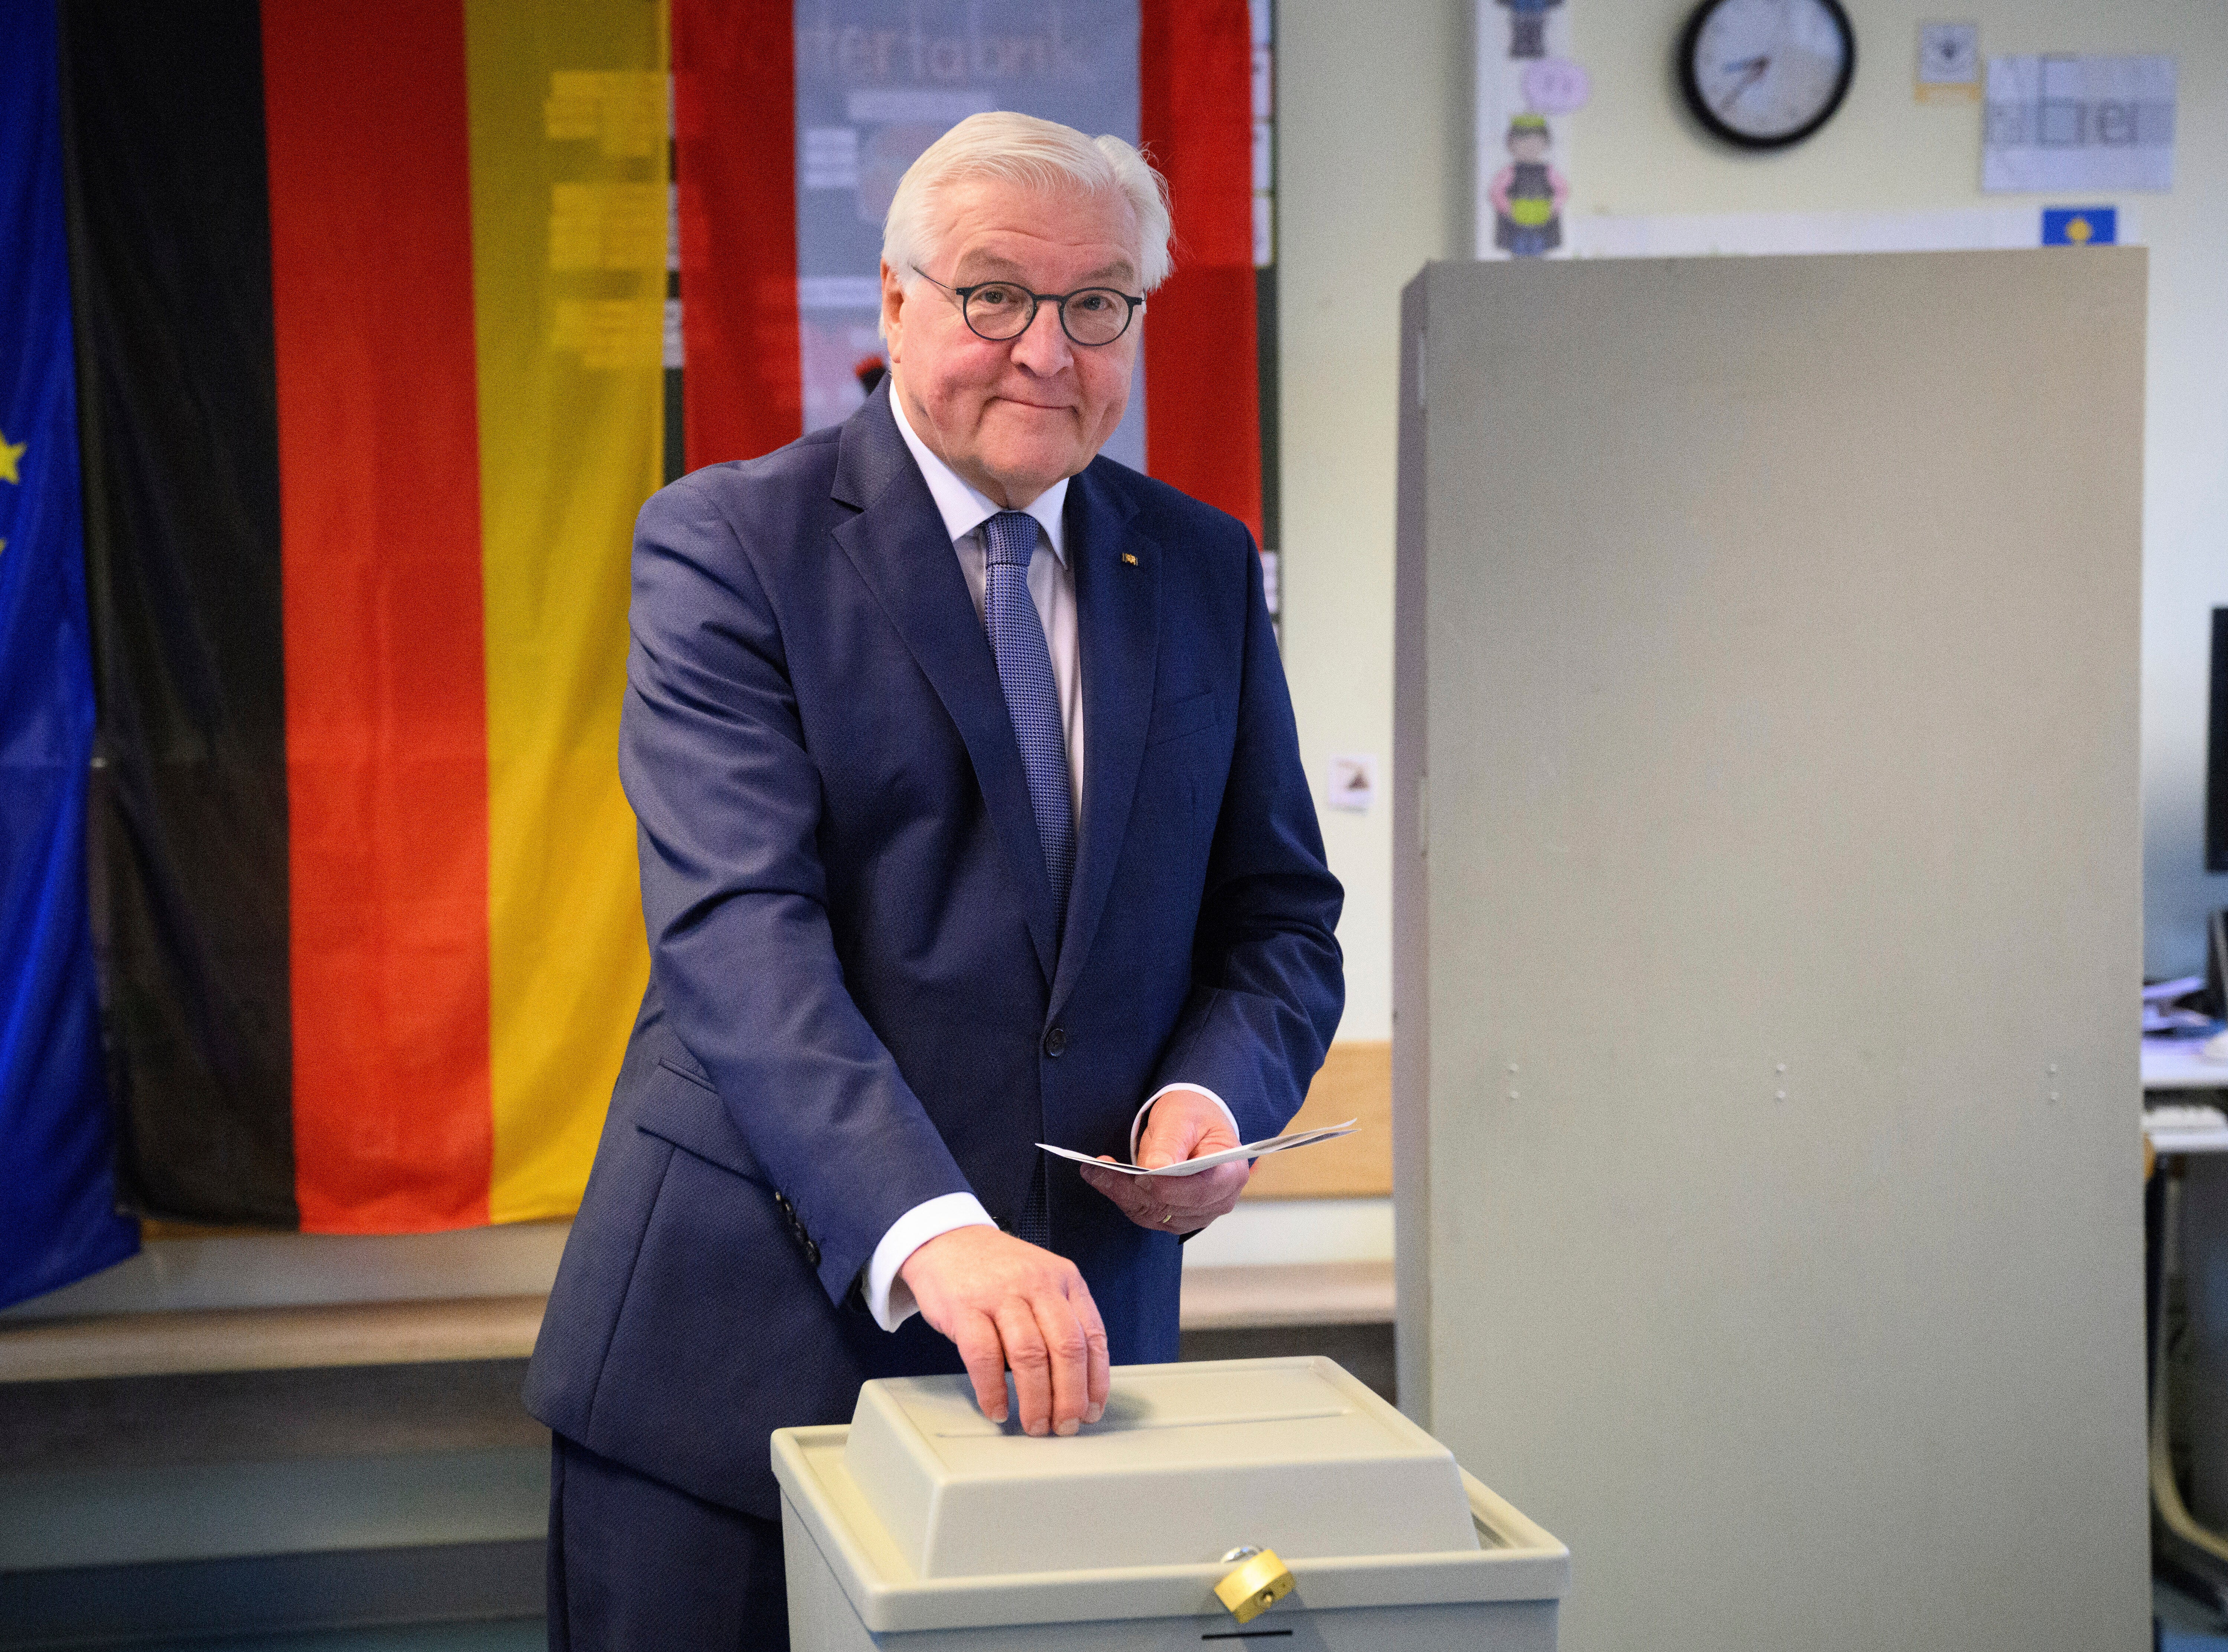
[1,0,139,1306]
[2042,206,2118,247]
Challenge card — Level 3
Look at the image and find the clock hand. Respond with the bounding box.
[1716,54,1771,114]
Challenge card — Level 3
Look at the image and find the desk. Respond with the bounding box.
[2143,1037,2228,1151]
[2146,1036,2228,1094]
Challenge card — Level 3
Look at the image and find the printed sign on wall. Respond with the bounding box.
[1983,54,2176,193]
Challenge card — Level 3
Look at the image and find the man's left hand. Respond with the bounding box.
[1078,1088,1252,1235]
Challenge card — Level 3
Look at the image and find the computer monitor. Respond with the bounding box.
[2210,608,2226,871]
[2211,906,2228,1021]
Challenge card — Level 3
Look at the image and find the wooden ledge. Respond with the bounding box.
[0,1261,1396,1383]
[0,1296,548,1384]
[1178,1261,1395,1332]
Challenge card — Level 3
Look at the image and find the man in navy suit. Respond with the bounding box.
[525,110,1343,1648]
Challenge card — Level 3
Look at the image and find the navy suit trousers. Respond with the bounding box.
[548,1433,790,1651]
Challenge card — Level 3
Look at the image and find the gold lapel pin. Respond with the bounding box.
[1121,552,1139,566]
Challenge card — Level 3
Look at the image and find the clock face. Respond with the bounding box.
[1680,0,1856,149]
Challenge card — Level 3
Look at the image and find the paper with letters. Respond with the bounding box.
[1983,55,2175,193]
[1038,1120,1358,1179]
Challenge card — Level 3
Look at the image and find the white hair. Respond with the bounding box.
[880,111,1173,334]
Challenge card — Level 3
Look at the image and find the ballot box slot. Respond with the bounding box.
[930,1404,1350,1438]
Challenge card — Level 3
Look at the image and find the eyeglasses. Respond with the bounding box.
[911,265,1145,347]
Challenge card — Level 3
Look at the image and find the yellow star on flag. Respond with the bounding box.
[0,430,24,484]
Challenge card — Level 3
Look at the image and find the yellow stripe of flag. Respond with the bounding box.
[465,0,665,1222]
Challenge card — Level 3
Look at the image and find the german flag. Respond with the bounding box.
[71,0,666,1232]
[62,0,1259,1237]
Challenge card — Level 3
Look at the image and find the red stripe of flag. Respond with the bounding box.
[677,0,805,466]
[262,0,493,1232]
[1141,0,1264,545]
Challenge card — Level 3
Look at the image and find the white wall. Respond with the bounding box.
[1278,0,1474,1043]
[1276,0,2228,999]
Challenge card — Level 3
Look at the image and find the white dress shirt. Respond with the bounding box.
[863,390,1235,1332]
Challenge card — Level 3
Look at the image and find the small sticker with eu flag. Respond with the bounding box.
[2042,207,2117,246]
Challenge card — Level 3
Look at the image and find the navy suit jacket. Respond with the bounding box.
[524,385,1343,1519]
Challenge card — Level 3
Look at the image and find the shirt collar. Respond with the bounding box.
[888,382,1068,563]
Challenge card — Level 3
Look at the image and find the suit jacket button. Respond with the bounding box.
[1043,1025,1067,1057]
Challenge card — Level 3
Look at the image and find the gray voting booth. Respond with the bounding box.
[775,1356,1569,1647]
[1393,252,2149,1650]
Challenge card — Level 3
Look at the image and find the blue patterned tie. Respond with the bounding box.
[981,509,1070,1250]
[981,511,1075,927]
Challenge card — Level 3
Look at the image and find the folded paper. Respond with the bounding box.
[1039,1120,1359,1179]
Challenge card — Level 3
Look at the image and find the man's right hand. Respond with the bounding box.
[898,1227,1110,1436]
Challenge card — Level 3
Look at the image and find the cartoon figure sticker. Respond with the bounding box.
[1476,0,1586,259]
[1490,113,1569,257]
[1496,0,1564,61]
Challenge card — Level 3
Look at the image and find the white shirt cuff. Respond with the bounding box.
[1129,1084,1240,1163]
[866,1192,998,1332]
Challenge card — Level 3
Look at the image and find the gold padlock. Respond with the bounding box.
[1213,1545,1295,1625]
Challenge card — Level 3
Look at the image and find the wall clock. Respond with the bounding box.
[1678,0,1856,150]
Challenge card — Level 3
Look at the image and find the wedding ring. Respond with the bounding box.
[1160,1208,1176,1227]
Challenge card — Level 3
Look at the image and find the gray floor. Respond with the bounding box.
[133,1627,543,1652]
[116,1578,2228,1650]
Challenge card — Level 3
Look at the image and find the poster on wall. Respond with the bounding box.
[678,0,1268,545]
[791,1,1147,464]
[1983,54,2176,193]
[1474,0,1589,258]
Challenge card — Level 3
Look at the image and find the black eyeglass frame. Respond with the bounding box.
[910,265,1146,347]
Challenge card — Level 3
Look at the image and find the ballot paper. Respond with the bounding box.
[1037,1120,1359,1179]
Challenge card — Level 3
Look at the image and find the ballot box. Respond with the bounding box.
[773,1355,1569,1649]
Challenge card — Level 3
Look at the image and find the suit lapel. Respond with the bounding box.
[1051,463,1158,1017]
[829,390,1062,981]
